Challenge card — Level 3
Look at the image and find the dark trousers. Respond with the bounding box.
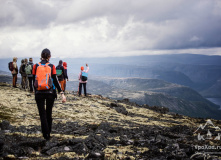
[12,74,17,87]
[79,83,87,96]
[35,94,55,139]
[28,77,34,92]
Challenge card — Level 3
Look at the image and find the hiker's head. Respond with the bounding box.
[13,57,17,62]
[29,58,33,62]
[41,48,51,61]
[59,60,63,65]
[63,62,67,67]
[24,58,28,64]
[81,66,84,71]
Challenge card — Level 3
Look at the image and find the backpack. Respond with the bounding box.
[34,62,53,90]
[81,72,88,81]
[25,64,32,75]
[8,62,14,71]
[56,69,62,76]
[56,65,63,77]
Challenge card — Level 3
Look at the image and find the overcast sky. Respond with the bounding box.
[0,0,221,58]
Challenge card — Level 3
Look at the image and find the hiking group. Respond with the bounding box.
[9,48,89,140]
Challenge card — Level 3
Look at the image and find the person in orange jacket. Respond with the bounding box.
[33,48,66,140]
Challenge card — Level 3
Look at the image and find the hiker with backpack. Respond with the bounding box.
[19,59,24,77]
[19,59,27,89]
[63,62,68,92]
[25,58,34,92]
[9,57,18,87]
[56,60,65,91]
[32,48,66,140]
[78,63,89,96]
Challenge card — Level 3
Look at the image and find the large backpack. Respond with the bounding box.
[81,72,88,81]
[25,64,32,75]
[8,62,14,71]
[34,62,52,90]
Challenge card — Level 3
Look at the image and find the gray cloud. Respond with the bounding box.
[55,0,221,50]
[0,0,57,28]
[0,0,221,58]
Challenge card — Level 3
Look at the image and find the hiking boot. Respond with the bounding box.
[43,133,51,141]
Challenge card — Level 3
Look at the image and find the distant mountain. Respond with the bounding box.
[86,63,196,87]
[99,78,212,102]
[66,77,221,119]
[88,62,221,94]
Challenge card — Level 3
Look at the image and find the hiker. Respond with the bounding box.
[33,48,66,140]
[26,58,34,92]
[11,57,18,87]
[19,59,27,89]
[19,59,24,85]
[78,63,89,96]
[56,60,65,91]
[63,62,68,92]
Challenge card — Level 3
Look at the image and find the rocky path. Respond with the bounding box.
[0,82,221,159]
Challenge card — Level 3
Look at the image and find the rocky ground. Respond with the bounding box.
[0,82,221,159]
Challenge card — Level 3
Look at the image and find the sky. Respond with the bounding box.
[0,0,221,58]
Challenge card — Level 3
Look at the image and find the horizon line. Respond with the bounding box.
[1,52,221,59]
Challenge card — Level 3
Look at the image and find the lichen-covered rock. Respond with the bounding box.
[0,120,11,130]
